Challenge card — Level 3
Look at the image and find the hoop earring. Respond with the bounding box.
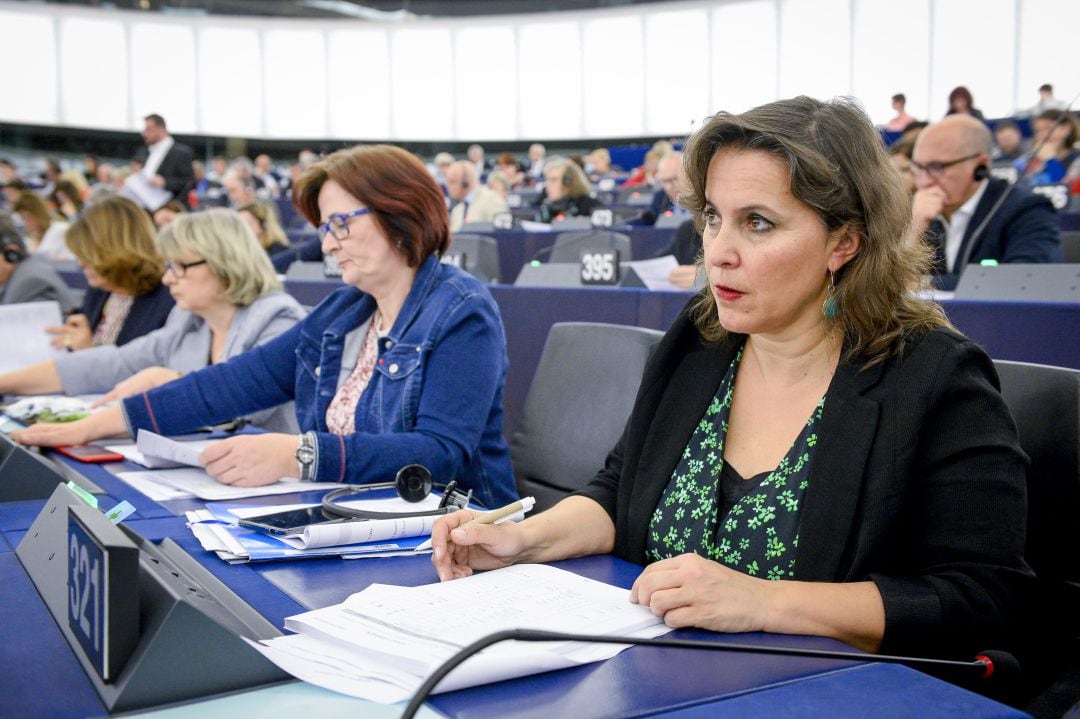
[822,270,839,320]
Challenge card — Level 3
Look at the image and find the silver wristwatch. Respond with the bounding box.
[295,432,317,482]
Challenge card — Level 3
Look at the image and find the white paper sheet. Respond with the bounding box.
[248,564,670,703]
[115,470,195,501]
[0,301,64,374]
[119,466,314,501]
[120,171,172,211]
[624,255,683,291]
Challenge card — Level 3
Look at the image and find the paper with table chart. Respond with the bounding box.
[184,499,438,562]
[244,564,672,703]
[0,301,64,374]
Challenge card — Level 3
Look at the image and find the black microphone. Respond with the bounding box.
[401,628,1019,718]
[954,91,1080,274]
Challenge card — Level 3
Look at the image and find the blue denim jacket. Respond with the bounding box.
[123,255,517,508]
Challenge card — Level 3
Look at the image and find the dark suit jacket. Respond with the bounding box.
[577,305,1032,658]
[930,178,1061,290]
[153,140,196,206]
[656,219,701,265]
[80,283,174,346]
[628,187,675,227]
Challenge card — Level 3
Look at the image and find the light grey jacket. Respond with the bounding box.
[55,291,305,432]
[0,255,76,313]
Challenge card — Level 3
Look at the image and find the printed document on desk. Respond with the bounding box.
[185,499,434,563]
[0,302,63,374]
[245,564,671,703]
[134,429,217,468]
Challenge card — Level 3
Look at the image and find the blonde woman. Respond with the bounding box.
[238,200,290,255]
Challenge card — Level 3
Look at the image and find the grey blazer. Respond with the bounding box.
[55,291,306,432]
[0,255,76,313]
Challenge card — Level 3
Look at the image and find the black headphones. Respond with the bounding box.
[320,464,474,520]
[973,164,989,181]
[2,244,25,264]
[562,168,574,187]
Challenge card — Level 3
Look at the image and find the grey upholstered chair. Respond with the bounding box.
[511,322,664,512]
[993,360,1080,718]
[445,233,500,284]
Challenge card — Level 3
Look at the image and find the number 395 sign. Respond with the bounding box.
[580,248,620,285]
[68,505,139,682]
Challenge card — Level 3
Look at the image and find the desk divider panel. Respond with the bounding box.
[15,484,287,713]
[0,434,102,501]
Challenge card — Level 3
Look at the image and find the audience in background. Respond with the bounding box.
[622,148,662,188]
[911,115,1060,289]
[1024,83,1067,117]
[888,139,917,195]
[223,171,258,208]
[446,160,510,232]
[238,200,290,256]
[992,120,1027,163]
[631,151,688,226]
[486,170,512,199]
[4,209,306,434]
[13,193,72,260]
[254,154,282,199]
[467,143,488,179]
[494,153,526,191]
[1020,109,1080,185]
[0,211,74,311]
[51,196,174,351]
[49,179,84,222]
[83,155,99,186]
[945,86,985,121]
[535,157,602,223]
[152,200,187,230]
[885,93,917,132]
[526,143,546,181]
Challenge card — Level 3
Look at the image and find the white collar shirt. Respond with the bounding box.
[942,179,988,272]
[143,136,175,178]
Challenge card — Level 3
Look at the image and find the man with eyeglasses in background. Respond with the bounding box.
[911,114,1061,289]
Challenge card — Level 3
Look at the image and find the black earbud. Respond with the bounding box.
[395,464,433,503]
[973,165,989,181]
[320,464,475,520]
[2,245,25,264]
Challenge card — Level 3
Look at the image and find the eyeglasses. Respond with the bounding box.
[164,258,208,278]
[910,153,980,179]
[318,208,371,241]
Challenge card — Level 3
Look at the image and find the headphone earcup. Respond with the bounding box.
[395,464,433,503]
[973,165,988,181]
[2,247,24,264]
[563,171,573,187]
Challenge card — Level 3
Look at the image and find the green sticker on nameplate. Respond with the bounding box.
[66,480,99,508]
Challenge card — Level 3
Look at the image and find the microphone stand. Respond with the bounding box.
[400,628,1012,719]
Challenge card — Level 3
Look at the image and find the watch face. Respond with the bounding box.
[296,445,315,465]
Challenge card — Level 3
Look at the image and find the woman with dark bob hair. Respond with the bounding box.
[16,145,517,509]
[47,195,174,351]
[433,97,1031,661]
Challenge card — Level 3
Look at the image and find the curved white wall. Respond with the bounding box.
[0,0,1074,141]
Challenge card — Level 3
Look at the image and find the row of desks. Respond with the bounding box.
[0,452,1029,718]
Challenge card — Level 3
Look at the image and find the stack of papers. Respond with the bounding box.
[245,564,671,703]
[185,497,445,563]
[0,301,64,374]
[109,430,320,501]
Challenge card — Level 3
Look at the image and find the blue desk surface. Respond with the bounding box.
[0,453,1031,719]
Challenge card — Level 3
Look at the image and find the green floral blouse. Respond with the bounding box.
[645,346,825,580]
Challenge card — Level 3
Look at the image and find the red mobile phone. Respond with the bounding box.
[55,445,126,463]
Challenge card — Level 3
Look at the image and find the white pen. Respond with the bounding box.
[460,497,536,527]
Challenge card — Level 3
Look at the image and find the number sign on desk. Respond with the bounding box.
[67,504,139,682]
[580,249,620,285]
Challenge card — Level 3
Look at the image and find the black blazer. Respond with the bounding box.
[153,140,196,206]
[578,304,1032,658]
[81,283,175,346]
[930,177,1061,290]
[655,219,701,265]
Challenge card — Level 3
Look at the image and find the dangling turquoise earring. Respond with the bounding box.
[822,270,839,319]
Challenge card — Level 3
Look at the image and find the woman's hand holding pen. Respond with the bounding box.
[430,510,528,581]
[46,313,92,351]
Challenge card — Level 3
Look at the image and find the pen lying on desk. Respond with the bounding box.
[460,497,536,527]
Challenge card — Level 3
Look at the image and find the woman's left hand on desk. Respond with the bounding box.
[200,433,299,487]
[12,406,127,448]
[630,553,771,633]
